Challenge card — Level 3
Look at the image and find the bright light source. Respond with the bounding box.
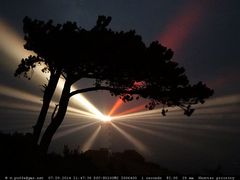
[99,115,112,122]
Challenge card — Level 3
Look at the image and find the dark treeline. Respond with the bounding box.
[0,132,178,176]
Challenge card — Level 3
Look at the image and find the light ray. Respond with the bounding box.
[108,82,146,116]
[115,121,206,150]
[115,104,146,116]
[113,103,240,127]
[67,106,99,118]
[66,111,95,119]
[193,106,240,117]
[58,79,111,121]
[159,120,240,134]
[0,101,41,113]
[111,122,148,154]
[0,20,111,122]
[111,108,168,121]
[0,19,34,64]
[121,119,240,136]
[111,93,240,122]
[59,121,92,129]
[0,85,43,105]
[158,1,207,51]
[0,85,98,121]
[53,121,97,140]
[114,109,161,119]
[196,94,240,109]
[117,121,161,137]
[81,125,101,152]
[108,99,124,116]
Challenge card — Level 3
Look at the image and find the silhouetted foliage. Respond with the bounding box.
[15,15,213,153]
[0,132,178,176]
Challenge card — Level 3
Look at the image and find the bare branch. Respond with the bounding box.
[69,86,117,98]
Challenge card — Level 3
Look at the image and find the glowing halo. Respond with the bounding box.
[99,115,112,122]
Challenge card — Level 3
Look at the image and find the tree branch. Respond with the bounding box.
[69,86,119,98]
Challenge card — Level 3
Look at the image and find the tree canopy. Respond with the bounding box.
[15,16,214,152]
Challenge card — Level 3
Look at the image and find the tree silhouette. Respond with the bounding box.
[15,16,213,153]
[15,17,82,144]
[15,16,111,144]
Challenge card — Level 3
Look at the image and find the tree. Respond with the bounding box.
[15,17,81,144]
[15,16,111,144]
[15,16,213,153]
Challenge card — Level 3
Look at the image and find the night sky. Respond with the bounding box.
[0,0,240,175]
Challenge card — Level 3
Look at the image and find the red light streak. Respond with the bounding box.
[158,1,207,52]
[108,99,124,116]
[115,104,146,116]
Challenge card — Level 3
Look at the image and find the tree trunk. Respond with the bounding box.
[39,79,71,153]
[33,71,61,145]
